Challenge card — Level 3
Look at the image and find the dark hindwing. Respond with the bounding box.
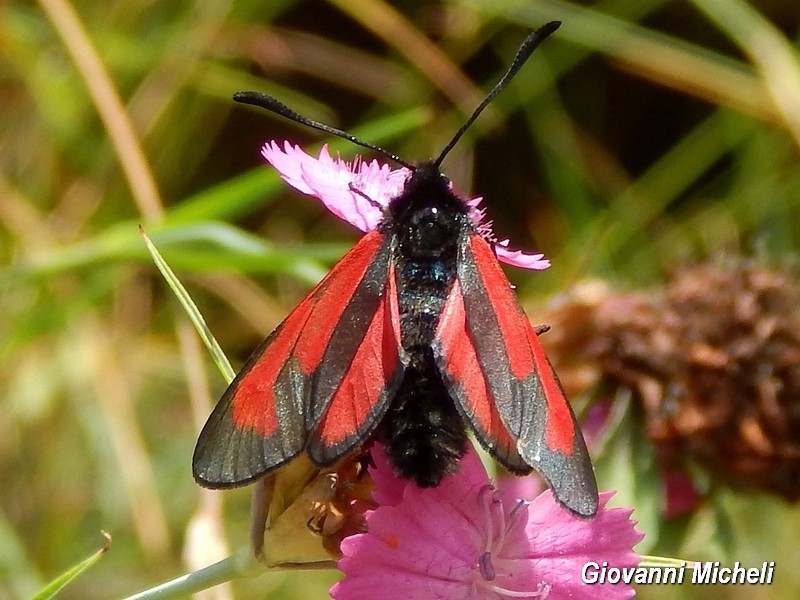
[193,230,405,488]
[433,230,598,517]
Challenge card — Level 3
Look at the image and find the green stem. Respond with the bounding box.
[123,547,258,600]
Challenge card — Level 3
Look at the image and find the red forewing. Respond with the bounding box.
[307,263,404,464]
[433,278,530,474]
[433,231,598,517]
[192,230,405,488]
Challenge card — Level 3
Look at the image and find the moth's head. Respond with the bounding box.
[391,161,466,213]
[402,162,450,197]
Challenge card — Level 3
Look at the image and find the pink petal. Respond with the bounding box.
[334,487,480,599]
[334,450,491,600]
[509,491,644,599]
[367,443,406,507]
[496,473,544,500]
[261,141,409,232]
[494,239,550,270]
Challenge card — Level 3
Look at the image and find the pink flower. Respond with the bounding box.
[331,446,642,600]
[261,141,550,270]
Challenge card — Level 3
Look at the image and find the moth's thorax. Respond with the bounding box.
[387,163,472,351]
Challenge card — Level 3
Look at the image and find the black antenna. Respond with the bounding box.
[235,21,560,171]
[433,21,561,168]
[233,91,414,170]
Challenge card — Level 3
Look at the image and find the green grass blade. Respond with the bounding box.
[140,226,235,384]
[30,532,111,600]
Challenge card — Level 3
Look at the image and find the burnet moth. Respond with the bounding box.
[193,21,598,517]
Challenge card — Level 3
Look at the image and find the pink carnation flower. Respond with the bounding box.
[331,446,642,600]
[261,141,550,270]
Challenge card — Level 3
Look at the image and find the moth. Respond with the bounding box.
[193,21,598,517]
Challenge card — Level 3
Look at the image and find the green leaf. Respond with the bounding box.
[140,226,236,384]
[30,532,111,600]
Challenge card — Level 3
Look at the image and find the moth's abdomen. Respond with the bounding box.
[377,350,467,487]
[382,244,467,487]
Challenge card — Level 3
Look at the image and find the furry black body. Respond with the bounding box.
[376,164,472,487]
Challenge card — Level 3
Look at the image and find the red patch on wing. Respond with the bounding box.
[470,234,575,456]
[230,231,385,437]
[294,231,384,374]
[314,264,402,447]
[231,297,315,436]
[526,322,575,455]
[468,236,534,380]
[436,280,517,451]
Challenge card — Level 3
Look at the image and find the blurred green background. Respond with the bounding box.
[1,0,799,598]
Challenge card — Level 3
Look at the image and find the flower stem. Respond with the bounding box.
[123,547,258,600]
